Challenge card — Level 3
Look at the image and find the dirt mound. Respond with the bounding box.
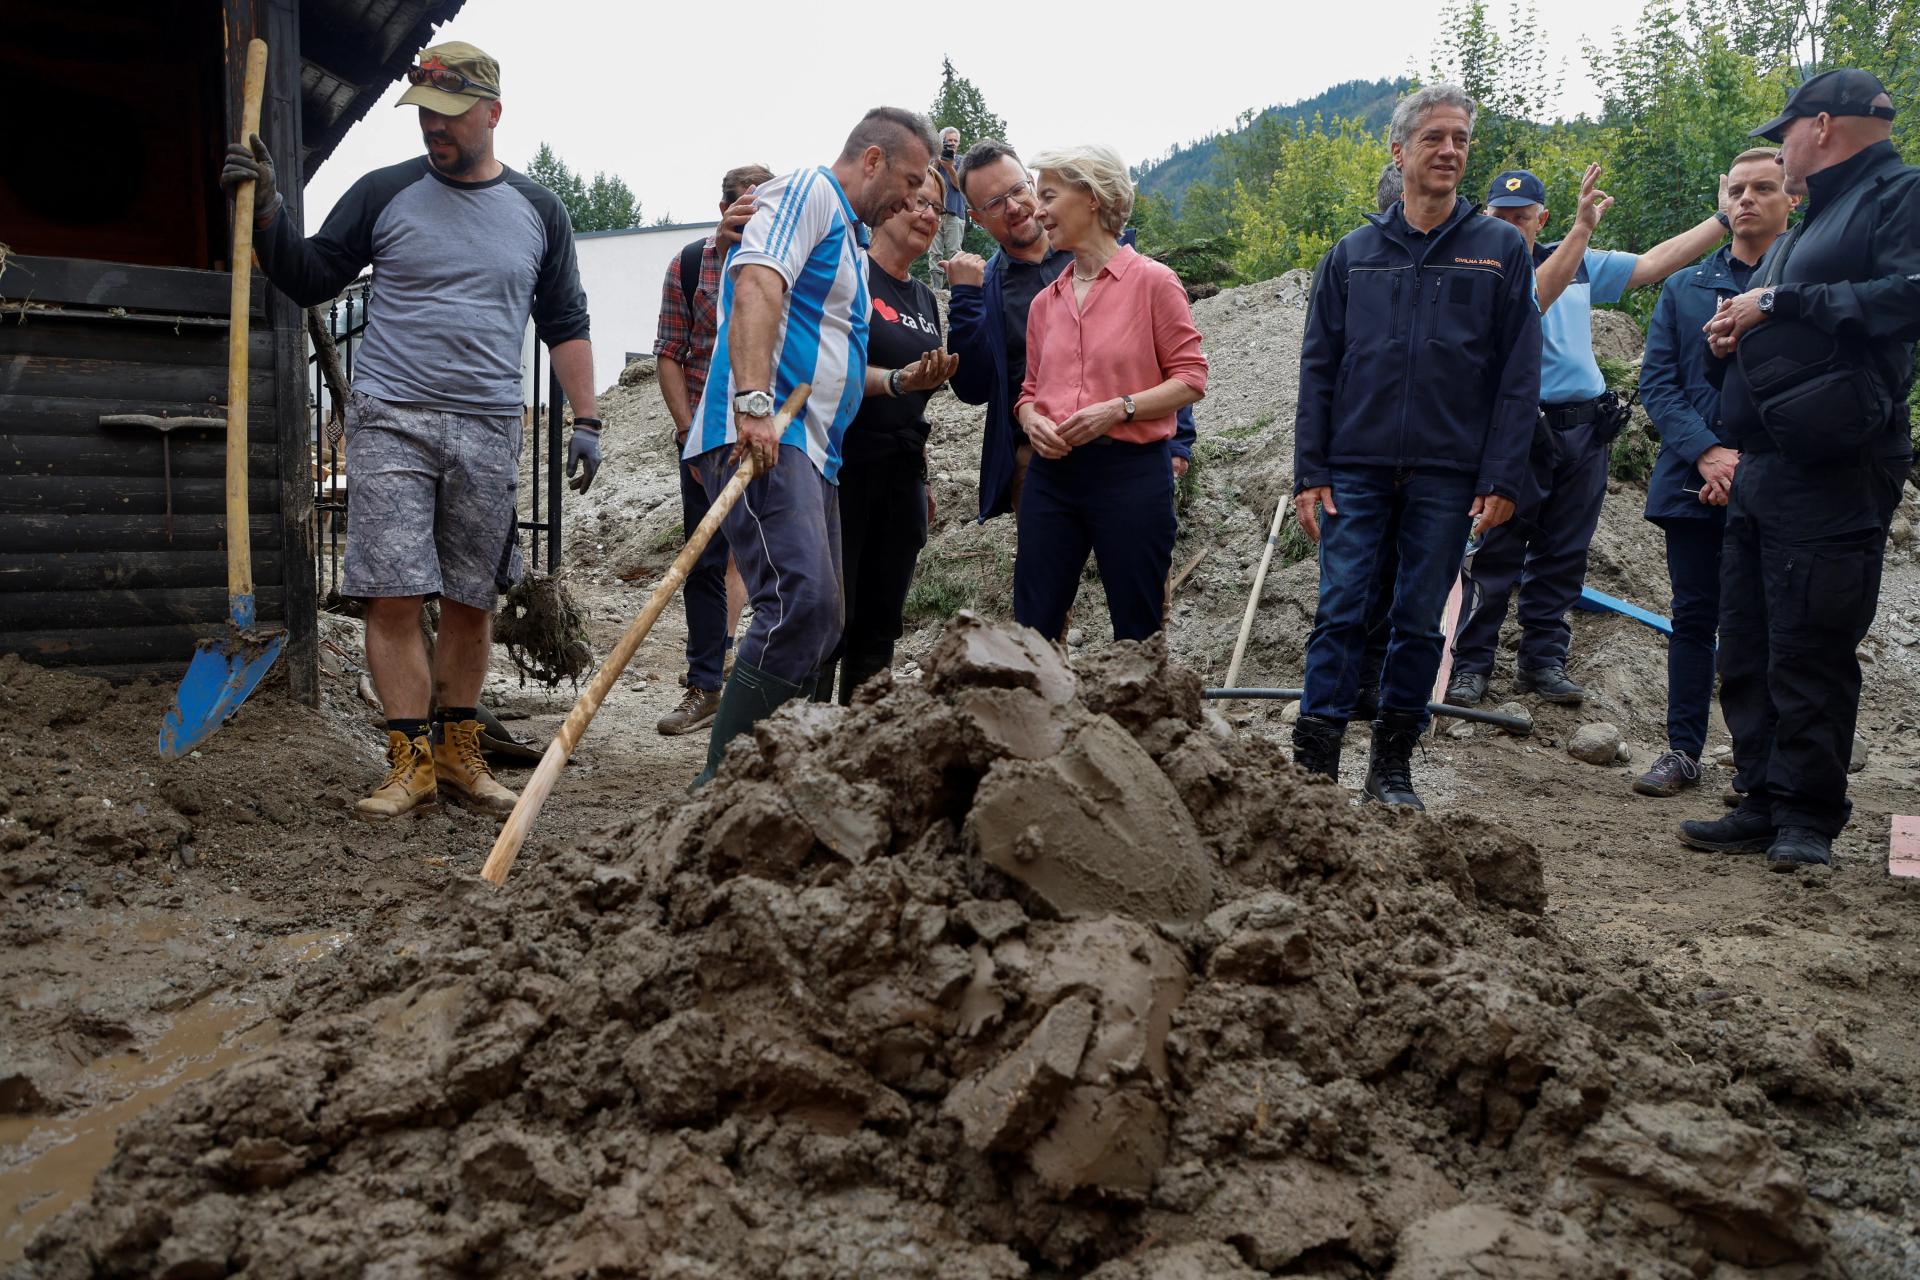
[15,617,1844,1279]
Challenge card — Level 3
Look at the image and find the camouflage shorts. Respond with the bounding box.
[342,389,523,610]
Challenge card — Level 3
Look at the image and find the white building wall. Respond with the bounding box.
[516,220,720,404]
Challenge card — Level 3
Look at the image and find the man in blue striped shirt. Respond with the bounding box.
[688,106,939,787]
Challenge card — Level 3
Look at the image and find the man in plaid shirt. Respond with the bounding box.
[654,163,770,735]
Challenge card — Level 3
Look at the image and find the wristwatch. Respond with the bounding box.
[1758,288,1776,315]
[733,390,775,418]
[1714,210,1732,232]
[1121,394,1137,422]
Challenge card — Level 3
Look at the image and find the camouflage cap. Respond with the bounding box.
[397,41,500,116]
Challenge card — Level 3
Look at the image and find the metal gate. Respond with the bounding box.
[307,291,565,606]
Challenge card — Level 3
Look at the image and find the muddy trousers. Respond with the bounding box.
[1716,452,1907,836]
[678,457,733,693]
[1655,515,1724,760]
[1451,420,1608,676]
[825,452,928,704]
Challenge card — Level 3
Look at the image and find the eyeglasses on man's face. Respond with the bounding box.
[976,177,1033,216]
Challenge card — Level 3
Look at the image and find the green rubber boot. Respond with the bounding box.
[691,659,808,791]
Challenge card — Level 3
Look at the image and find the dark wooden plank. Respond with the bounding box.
[0,587,288,632]
[0,513,280,553]
[0,354,275,406]
[1,621,291,667]
[268,0,319,708]
[0,394,275,434]
[2,434,280,481]
[0,475,281,516]
[0,319,273,369]
[0,549,287,592]
[0,255,264,318]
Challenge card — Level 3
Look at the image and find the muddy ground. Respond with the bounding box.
[2,278,1918,1276]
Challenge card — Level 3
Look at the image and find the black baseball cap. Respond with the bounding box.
[1486,170,1546,208]
[1751,68,1895,142]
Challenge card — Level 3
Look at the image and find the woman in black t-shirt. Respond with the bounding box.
[825,167,959,703]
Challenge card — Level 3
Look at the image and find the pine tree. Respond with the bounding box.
[929,57,1009,147]
[525,143,641,232]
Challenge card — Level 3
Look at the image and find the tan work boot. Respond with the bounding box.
[657,686,721,736]
[434,718,519,817]
[356,731,437,821]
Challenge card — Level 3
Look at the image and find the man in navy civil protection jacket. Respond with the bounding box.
[1632,147,1797,801]
[1682,70,1919,871]
[1290,83,1541,812]
[942,138,1193,524]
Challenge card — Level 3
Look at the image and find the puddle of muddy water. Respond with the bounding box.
[0,998,279,1264]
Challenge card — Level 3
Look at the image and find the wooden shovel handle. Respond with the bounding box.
[480,384,811,886]
[227,38,268,611]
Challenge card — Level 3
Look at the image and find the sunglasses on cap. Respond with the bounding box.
[406,64,498,96]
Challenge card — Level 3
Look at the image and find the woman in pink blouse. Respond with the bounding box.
[1013,144,1208,642]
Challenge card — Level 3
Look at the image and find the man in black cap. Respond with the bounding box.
[1680,69,1919,870]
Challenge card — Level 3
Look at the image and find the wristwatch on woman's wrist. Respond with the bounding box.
[1121,394,1137,422]
[887,368,904,397]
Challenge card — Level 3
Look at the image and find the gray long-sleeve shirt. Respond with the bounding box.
[257,157,589,416]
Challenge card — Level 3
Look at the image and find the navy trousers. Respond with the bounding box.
[1655,515,1724,759]
[830,451,928,703]
[1717,451,1907,835]
[1302,466,1476,729]
[1452,419,1609,675]
[692,444,843,685]
[678,458,732,692]
[1014,439,1175,643]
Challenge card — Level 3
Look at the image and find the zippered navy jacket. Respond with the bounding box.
[1294,197,1541,499]
[1640,246,1748,522]
[951,228,1194,522]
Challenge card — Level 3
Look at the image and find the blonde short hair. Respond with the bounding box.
[1029,144,1134,237]
[1729,146,1781,168]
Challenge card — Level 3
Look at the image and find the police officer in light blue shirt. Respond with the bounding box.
[1447,162,1735,707]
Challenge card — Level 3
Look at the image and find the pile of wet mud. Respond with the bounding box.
[15,618,1846,1278]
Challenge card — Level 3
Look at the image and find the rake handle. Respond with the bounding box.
[479,384,810,886]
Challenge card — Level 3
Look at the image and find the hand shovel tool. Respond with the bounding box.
[159,37,283,758]
[480,384,810,887]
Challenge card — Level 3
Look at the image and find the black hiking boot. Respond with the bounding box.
[1363,710,1425,811]
[1445,671,1488,707]
[1677,806,1776,854]
[1767,826,1833,872]
[1291,714,1346,782]
[1516,664,1585,704]
[690,659,807,791]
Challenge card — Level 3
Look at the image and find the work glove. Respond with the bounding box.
[567,425,602,493]
[221,133,282,226]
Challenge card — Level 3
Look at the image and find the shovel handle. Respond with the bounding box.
[227,38,268,624]
[480,384,811,887]
[1225,498,1287,690]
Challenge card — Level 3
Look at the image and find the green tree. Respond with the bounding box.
[929,57,1009,148]
[1728,0,1920,158]
[1227,116,1387,280]
[1423,0,1567,199]
[526,142,643,232]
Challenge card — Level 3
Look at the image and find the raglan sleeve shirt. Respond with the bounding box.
[1292,246,1347,493]
[253,164,408,308]
[505,173,590,348]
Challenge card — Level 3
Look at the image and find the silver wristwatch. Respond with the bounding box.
[1757,288,1777,315]
[733,389,776,418]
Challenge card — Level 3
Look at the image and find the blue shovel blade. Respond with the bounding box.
[158,630,285,758]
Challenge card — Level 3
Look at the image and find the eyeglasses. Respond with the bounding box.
[407,64,498,96]
[974,177,1032,216]
[908,197,939,213]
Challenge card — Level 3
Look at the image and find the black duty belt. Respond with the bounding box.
[1541,396,1606,429]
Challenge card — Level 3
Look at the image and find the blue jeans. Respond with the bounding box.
[678,457,732,692]
[1656,515,1724,758]
[1302,466,1477,728]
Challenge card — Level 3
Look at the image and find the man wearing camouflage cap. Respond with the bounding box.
[1681,69,1919,870]
[221,41,603,823]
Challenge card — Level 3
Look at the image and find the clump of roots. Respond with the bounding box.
[494,572,594,689]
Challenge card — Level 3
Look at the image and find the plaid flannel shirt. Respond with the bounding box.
[653,235,723,411]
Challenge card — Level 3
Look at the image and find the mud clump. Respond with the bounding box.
[15,618,1831,1278]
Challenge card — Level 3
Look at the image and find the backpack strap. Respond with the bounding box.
[678,239,705,311]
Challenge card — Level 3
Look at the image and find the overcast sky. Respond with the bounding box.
[305,0,1653,229]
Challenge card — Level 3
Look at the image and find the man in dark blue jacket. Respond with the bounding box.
[1683,70,1919,870]
[1291,84,1542,811]
[943,139,1192,524]
[1633,147,1797,799]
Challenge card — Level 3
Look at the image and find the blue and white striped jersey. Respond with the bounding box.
[684,166,871,482]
